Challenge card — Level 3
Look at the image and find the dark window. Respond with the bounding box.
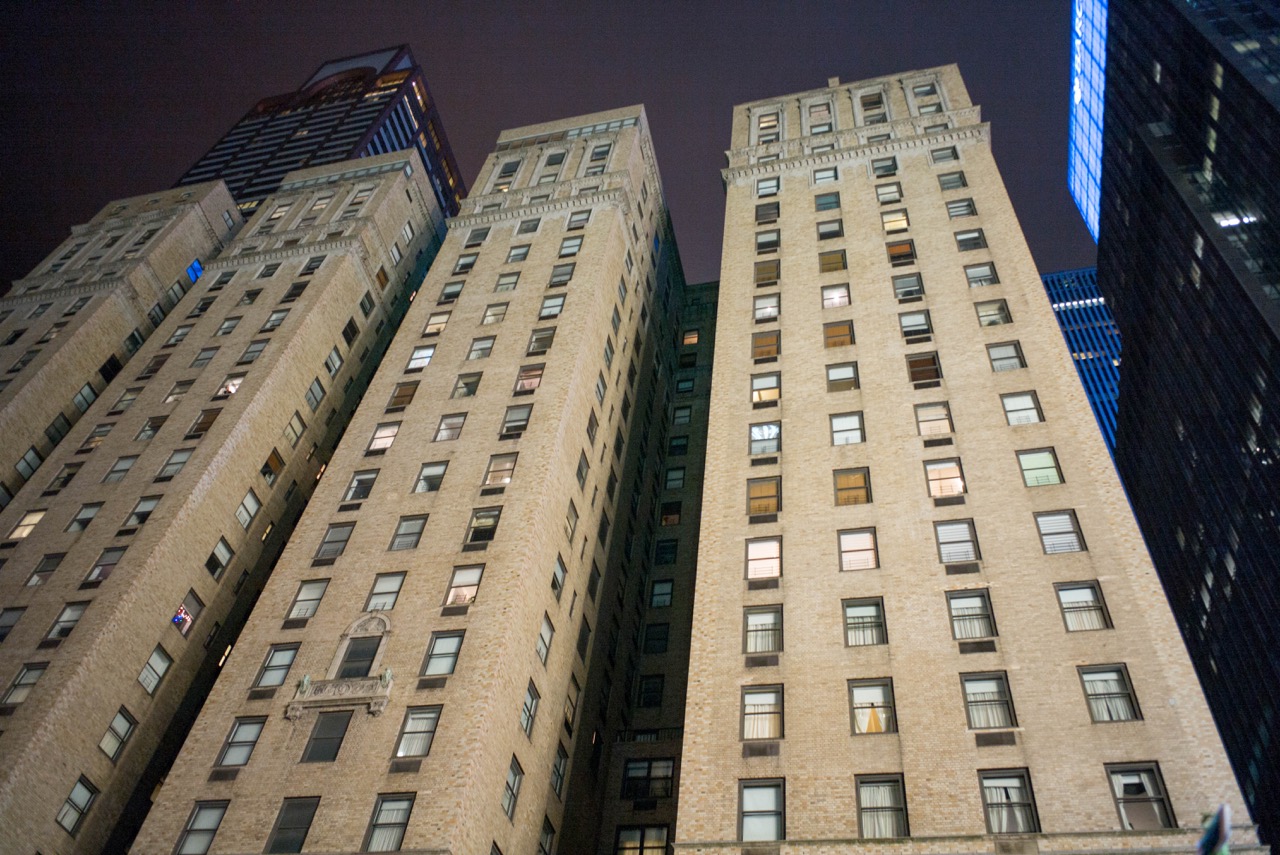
[301,710,352,762]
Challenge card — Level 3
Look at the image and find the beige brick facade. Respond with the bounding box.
[0,183,241,510]
[0,151,442,854]
[131,108,684,855]
[674,66,1258,854]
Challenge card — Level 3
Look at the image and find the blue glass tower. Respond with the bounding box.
[1068,0,1107,241]
[1042,267,1119,454]
[1080,0,1280,842]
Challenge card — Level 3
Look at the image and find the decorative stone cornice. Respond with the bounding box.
[285,669,393,719]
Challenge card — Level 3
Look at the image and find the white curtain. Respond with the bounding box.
[984,778,1032,833]
[860,781,905,838]
[367,799,411,852]
[1086,675,1135,720]
[966,682,1012,728]
[743,693,780,738]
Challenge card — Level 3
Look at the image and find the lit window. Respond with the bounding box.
[742,687,783,740]
[886,240,916,266]
[834,468,871,505]
[754,293,780,321]
[10,509,46,539]
[752,330,780,359]
[423,312,450,336]
[367,422,400,452]
[747,477,781,515]
[395,707,441,758]
[925,458,966,497]
[1018,448,1063,486]
[822,284,850,308]
[751,373,780,404]
[446,566,482,606]
[746,537,781,580]
[818,250,847,272]
[965,262,999,287]
[1001,392,1042,425]
[830,412,864,445]
[881,209,909,233]
[754,259,780,286]
[839,528,878,571]
[915,402,952,435]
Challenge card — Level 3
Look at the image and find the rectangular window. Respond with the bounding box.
[750,422,781,455]
[871,156,897,177]
[367,422,400,452]
[892,273,924,300]
[234,490,260,529]
[521,681,541,735]
[216,717,265,767]
[1001,391,1042,425]
[757,177,779,197]
[10,509,46,539]
[1081,665,1140,721]
[955,229,987,251]
[981,770,1038,833]
[266,797,320,854]
[844,599,886,646]
[915,402,952,436]
[406,345,435,371]
[501,405,531,437]
[501,758,524,819]
[939,171,968,191]
[466,507,501,545]
[964,673,1016,728]
[752,330,780,360]
[949,591,996,639]
[742,686,783,740]
[540,295,565,319]
[755,202,780,225]
[1057,582,1110,630]
[46,602,88,640]
[976,299,1012,326]
[932,146,959,163]
[389,517,426,551]
[206,538,234,578]
[138,646,171,694]
[288,580,328,620]
[747,477,781,515]
[899,310,932,337]
[818,249,847,272]
[746,537,781,579]
[744,606,782,653]
[850,678,896,734]
[824,320,854,347]
[965,262,999,287]
[136,416,167,441]
[86,547,125,583]
[740,780,784,841]
[453,253,477,275]
[300,710,353,764]
[830,412,863,445]
[754,259,780,286]
[858,776,908,839]
[947,198,977,218]
[395,707,441,758]
[881,209,909,233]
[514,364,544,393]
[1018,448,1063,486]
[936,519,980,562]
[821,283,850,308]
[337,638,379,680]
[886,240,916,266]
[839,528,878,571]
[255,644,298,688]
[1107,764,1173,829]
[446,566,482,606]
[423,312,449,336]
[756,230,780,253]
[315,523,354,560]
[875,182,903,204]
[826,362,858,392]
[176,802,227,855]
[99,707,136,761]
[925,458,966,497]
[834,468,871,505]
[751,372,780,404]
[435,413,465,442]
[816,219,844,240]
[815,191,840,211]
[754,293,780,321]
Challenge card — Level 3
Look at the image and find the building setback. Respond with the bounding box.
[131,106,688,855]
[1040,268,1120,454]
[176,45,465,219]
[675,66,1256,852]
[0,151,446,853]
[0,183,240,513]
[1072,0,1280,842]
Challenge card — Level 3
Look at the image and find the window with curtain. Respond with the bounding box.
[981,771,1037,832]
[366,794,414,852]
[1082,667,1139,721]
[849,680,896,733]
[858,777,907,838]
[964,674,1015,728]
[742,687,782,739]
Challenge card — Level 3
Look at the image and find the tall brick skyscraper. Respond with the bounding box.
[132,106,688,855]
[675,66,1256,852]
[0,151,447,854]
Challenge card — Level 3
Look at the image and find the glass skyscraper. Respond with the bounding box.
[1084,0,1280,842]
[1041,267,1120,453]
[176,45,464,220]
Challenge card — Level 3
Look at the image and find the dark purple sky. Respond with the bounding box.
[0,1,1095,288]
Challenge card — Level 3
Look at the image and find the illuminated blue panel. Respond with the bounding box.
[1069,0,1107,242]
[186,258,203,284]
[1042,268,1119,453]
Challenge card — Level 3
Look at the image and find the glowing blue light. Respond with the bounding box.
[186,258,204,283]
[1069,0,1107,242]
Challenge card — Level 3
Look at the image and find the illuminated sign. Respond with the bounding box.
[1069,0,1107,242]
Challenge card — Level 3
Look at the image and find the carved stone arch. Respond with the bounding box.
[327,613,392,679]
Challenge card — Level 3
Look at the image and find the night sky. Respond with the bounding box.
[0,1,1095,289]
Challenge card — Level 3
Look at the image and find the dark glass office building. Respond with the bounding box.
[1078,0,1280,842]
[1042,267,1120,453]
[176,45,464,219]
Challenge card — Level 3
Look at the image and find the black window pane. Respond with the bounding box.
[338,636,380,678]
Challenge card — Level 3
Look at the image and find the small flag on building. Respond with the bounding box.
[1197,803,1231,855]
